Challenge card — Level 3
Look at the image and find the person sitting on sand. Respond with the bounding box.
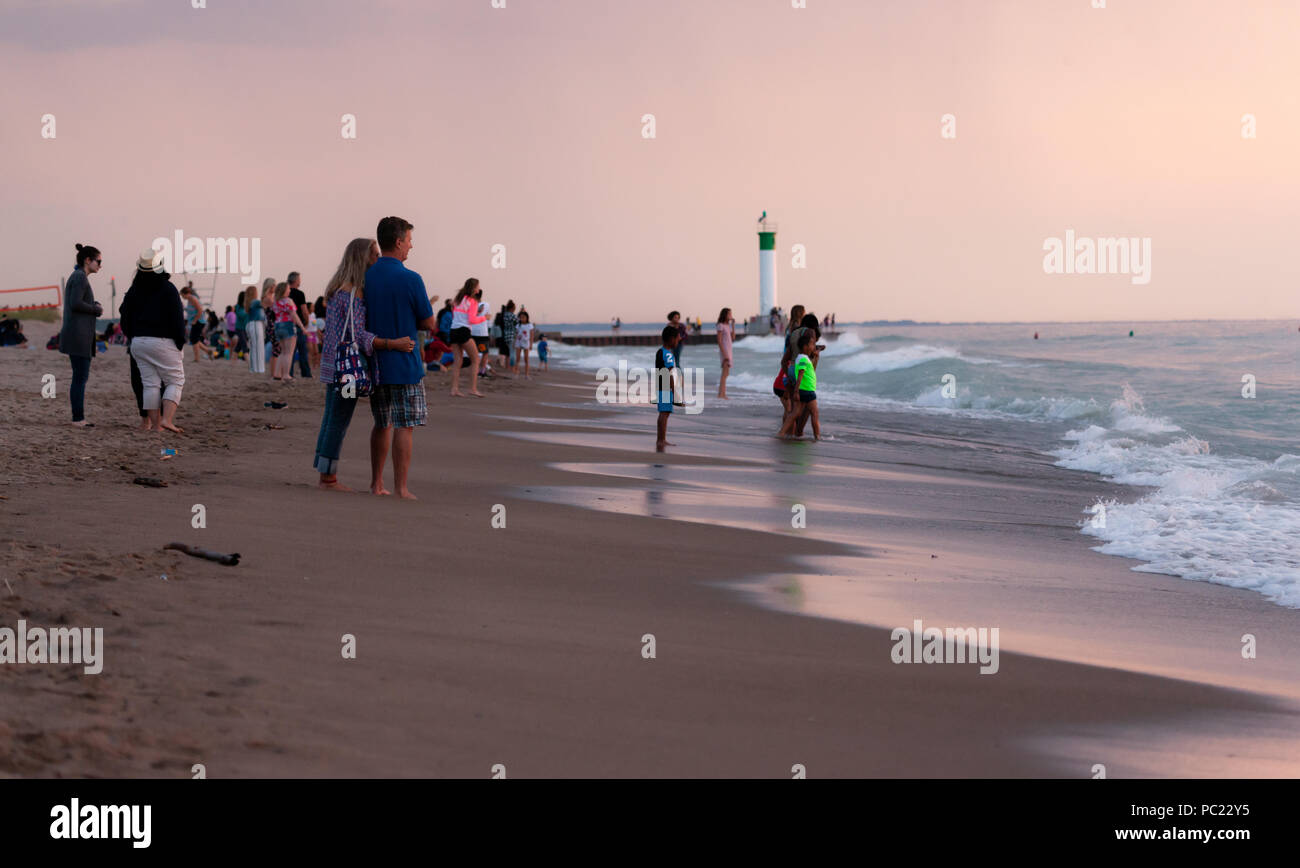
[314,238,395,492]
[119,248,186,434]
[0,316,29,348]
[655,324,681,451]
[779,330,821,441]
[422,334,454,369]
[102,321,128,346]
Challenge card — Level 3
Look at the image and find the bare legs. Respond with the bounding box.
[276,335,298,380]
[392,427,414,498]
[369,425,392,495]
[656,412,674,451]
[450,340,482,397]
[146,399,184,434]
[369,424,415,498]
[778,400,819,440]
[515,347,531,378]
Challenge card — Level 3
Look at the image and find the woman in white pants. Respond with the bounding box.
[244,285,267,373]
[118,249,187,433]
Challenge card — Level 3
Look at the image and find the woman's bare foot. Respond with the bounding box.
[470,390,484,398]
[160,421,184,434]
[396,488,418,500]
[449,390,462,397]
[370,484,392,496]
[319,476,354,492]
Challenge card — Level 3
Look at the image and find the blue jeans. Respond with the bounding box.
[296,326,312,378]
[68,355,91,421]
[313,383,358,475]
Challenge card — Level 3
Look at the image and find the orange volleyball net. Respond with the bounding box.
[0,285,61,311]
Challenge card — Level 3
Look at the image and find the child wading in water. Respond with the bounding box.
[655,324,680,451]
[779,330,821,440]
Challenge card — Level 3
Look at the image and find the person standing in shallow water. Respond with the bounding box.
[716,307,735,399]
[60,243,104,427]
[667,310,688,366]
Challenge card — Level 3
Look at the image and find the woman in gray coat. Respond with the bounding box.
[60,244,104,426]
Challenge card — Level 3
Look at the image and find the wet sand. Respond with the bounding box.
[1,322,1296,777]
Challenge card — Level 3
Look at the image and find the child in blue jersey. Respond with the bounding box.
[536,334,549,370]
[655,325,680,451]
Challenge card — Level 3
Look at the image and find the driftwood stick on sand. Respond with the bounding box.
[163,543,241,566]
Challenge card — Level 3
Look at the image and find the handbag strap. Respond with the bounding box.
[341,288,355,345]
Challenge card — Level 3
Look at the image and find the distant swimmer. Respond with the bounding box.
[1129,330,1135,337]
[1033,332,1038,340]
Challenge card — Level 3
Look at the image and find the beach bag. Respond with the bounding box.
[334,291,374,398]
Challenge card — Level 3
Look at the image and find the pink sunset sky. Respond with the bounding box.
[1,0,1297,323]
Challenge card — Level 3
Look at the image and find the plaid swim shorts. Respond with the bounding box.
[369,383,428,429]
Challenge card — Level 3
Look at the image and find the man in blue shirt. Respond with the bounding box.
[364,216,436,500]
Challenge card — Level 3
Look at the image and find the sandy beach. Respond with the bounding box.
[1,319,1297,778]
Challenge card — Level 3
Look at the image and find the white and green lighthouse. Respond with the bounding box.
[757,211,777,319]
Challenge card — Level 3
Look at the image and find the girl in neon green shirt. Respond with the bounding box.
[779,331,821,440]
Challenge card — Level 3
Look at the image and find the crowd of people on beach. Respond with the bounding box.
[49,230,819,481]
[50,222,550,498]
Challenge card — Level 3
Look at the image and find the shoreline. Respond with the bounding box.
[1,322,1297,777]
[520,370,1300,702]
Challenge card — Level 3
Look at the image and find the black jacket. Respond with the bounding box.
[120,271,186,350]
